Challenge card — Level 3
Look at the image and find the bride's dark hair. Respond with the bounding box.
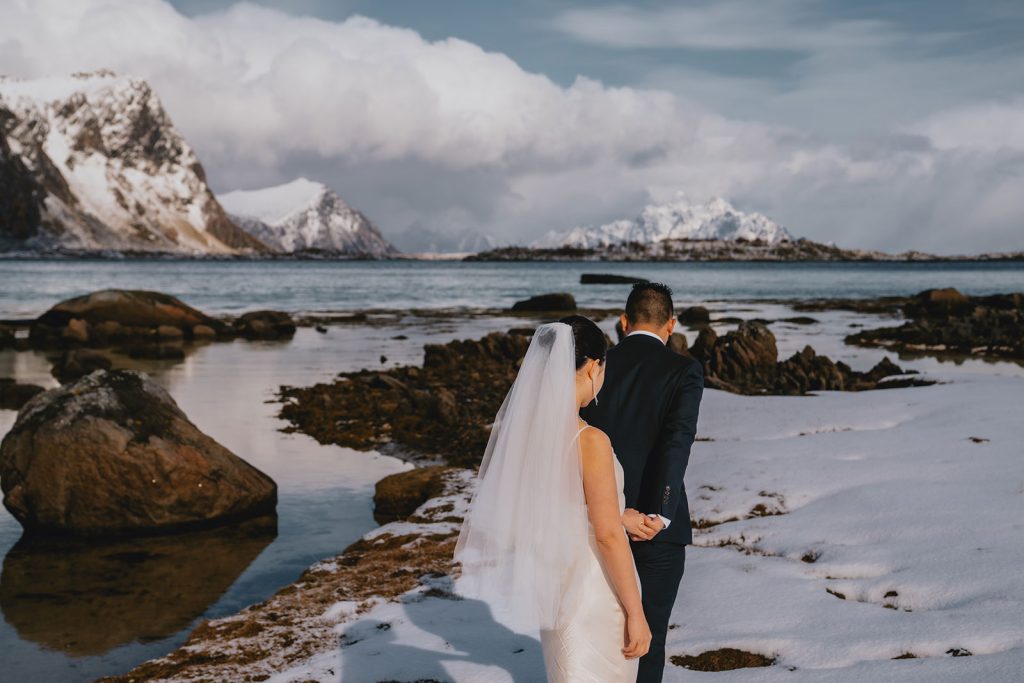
[558,315,607,369]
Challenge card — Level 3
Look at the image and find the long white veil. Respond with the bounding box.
[454,322,591,632]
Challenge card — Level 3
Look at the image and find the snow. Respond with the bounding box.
[281,303,1024,682]
[219,178,327,224]
[536,194,794,249]
[218,179,397,256]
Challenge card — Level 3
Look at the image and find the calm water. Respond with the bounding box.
[1,260,1023,318]
[0,260,1022,681]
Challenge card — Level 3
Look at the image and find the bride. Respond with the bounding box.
[455,315,651,682]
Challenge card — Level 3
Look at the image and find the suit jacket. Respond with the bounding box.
[581,333,704,545]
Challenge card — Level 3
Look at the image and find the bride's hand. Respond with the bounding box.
[622,611,652,659]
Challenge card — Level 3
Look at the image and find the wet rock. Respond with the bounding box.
[0,325,15,349]
[372,466,457,524]
[52,348,113,383]
[31,289,221,348]
[848,289,1024,361]
[122,344,186,360]
[667,332,690,356]
[510,292,577,312]
[192,324,217,339]
[678,306,711,325]
[689,321,923,395]
[0,379,46,410]
[0,370,277,537]
[580,273,649,285]
[234,310,296,340]
[157,324,184,339]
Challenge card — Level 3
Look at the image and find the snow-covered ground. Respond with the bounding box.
[270,304,1024,682]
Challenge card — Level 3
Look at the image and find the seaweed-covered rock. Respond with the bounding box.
[0,370,277,536]
[234,310,296,340]
[373,466,458,524]
[510,293,577,312]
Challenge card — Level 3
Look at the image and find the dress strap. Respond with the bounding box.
[572,424,591,442]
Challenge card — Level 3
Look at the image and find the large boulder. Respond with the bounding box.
[510,293,577,312]
[30,289,223,347]
[373,466,457,524]
[0,370,277,537]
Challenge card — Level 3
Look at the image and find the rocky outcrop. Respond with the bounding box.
[30,289,223,348]
[373,466,458,524]
[510,292,577,312]
[689,321,928,394]
[51,348,113,382]
[846,289,1024,361]
[0,370,277,536]
[279,331,531,468]
[234,310,296,340]
[0,379,45,410]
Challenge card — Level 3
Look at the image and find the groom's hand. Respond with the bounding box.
[622,508,658,541]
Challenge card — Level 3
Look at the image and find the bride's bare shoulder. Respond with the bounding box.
[578,425,612,454]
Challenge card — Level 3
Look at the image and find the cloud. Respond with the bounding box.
[0,0,1021,254]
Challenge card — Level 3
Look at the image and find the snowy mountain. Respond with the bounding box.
[219,179,397,257]
[0,70,265,254]
[392,224,500,254]
[536,195,793,249]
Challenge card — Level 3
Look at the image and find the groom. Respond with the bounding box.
[581,282,704,683]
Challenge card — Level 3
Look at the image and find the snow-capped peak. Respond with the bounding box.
[219,180,398,257]
[219,178,328,225]
[536,195,793,249]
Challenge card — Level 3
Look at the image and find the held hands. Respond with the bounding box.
[623,611,653,659]
[622,508,665,542]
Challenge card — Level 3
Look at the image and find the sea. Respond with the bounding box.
[0,259,1022,681]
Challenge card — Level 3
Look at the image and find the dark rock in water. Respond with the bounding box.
[373,466,457,524]
[0,325,15,349]
[847,289,1024,361]
[121,344,187,360]
[234,310,296,340]
[279,331,531,468]
[689,321,925,395]
[52,348,113,383]
[0,370,277,537]
[31,289,222,348]
[580,273,649,285]
[510,292,576,312]
[678,306,711,325]
[0,514,276,656]
[0,379,45,410]
[781,316,819,325]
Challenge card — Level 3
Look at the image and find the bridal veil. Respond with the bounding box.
[454,322,591,632]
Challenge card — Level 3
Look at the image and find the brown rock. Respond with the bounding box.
[373,466,456,524]
[63,318,90,343]
[678,306,711,325]
[667,332,690,356]
[234,310,296,340]
[0,325,15,349]
[510,292,577,312]
[157,324,184,339]
[192,324,216,338]
[92,320,124,342]
[0,370,277,537]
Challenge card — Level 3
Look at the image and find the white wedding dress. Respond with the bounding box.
[540,425,641,683]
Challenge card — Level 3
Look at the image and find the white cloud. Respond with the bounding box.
[0,0,1022,254]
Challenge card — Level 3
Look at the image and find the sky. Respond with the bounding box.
[2,0,1023,253]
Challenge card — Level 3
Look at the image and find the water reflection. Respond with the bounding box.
[0,515,276,656]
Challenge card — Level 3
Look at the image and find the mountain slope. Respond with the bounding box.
[0,70,265,254]
[536,195,792,249]
[220,179,397,257]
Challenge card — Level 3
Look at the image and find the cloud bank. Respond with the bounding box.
[1,0,1022,253]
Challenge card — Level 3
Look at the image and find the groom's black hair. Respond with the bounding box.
[625,282,674,326]
[558,315,607,369]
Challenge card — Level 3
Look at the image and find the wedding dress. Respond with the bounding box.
[455,323,641,683]
[540,425,640,682]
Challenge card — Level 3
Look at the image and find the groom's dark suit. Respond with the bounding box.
[581,331,704,683]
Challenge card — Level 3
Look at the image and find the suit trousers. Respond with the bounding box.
[630,540,686,683]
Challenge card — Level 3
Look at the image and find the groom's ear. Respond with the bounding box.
[665,317,677,336]
[620,313,630,335]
